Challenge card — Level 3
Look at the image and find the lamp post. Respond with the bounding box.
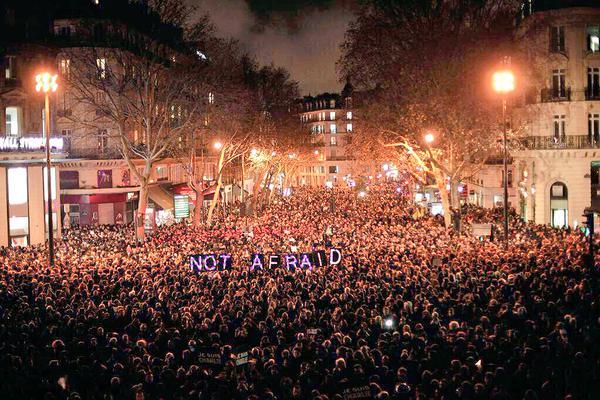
[492,69,515,249]
[35,72,58,266]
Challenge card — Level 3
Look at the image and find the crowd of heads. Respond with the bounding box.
[1,184,599,399]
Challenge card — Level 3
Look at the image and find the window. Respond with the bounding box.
[97,129,108,152]
[8,167,29,246]
[550,26,565,53]
[329,166,338,174]
[329,111,336,120]
[5,107,21,136]
[588,67,600,99]
[587,25,600,52]
[330,124,337,134]
[346,123,353,132]
[330,136,337,146]
[208,92,214,104]
[553,115,566,143]
[4,56,16,79]
[346,111,352,120]
[330,99,336,108]
[590,113,600,145]
[57,25,72,37]
[59,58,70,78]
[552,69,566,98]
[96,58,106,79]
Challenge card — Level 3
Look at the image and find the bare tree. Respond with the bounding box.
[63,27,205,238]
[338,0,524,227]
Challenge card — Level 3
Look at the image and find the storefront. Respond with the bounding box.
[0,152,61,247]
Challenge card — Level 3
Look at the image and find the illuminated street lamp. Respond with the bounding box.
[35,72,58,267]
[424,132,435,144]
[492,67,515,249]
[250,148,259,157]
[213,141,223,150]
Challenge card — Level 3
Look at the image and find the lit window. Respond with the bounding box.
[59,58,70,78]
[5,107,20,136]
[330,99,335,108]
[346,111,352,120]
[330,136,337,146]
[587,25,600,52]
[346,123,353,132]
[96,58,106,79]
[329,111,336,120]
[553,115,566,143]
[4,56,16,79]
[208,92,214,104]
[330,124,337,134]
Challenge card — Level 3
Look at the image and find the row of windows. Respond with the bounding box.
[546,67,600,99]
[311,123,353,134]
[551,113,600,142]
[301,111,352,123]
[549,25,600,53]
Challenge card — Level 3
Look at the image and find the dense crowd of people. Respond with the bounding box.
[1,184,599,399]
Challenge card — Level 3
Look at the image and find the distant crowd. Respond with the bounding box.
[1,184,598,399]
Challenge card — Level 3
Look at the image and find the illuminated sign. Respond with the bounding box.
[174,194,190,219]
[0,137,64,151]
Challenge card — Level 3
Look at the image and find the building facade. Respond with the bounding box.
[297,83,375,186]
[0,0,216,246]
[512,0,600,228]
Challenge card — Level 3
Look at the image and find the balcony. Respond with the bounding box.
[520,135,600,150]
[541,87,571,102]
[57,109,72,118]
[585,86,600,101]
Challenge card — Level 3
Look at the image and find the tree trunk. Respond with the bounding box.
[450,180,461,209]
[193,186,204,226]
[436,172,451,228]
[251,169,268,214]
[136,182,149,240]
[207,148,225,225]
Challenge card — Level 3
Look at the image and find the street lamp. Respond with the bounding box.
[424,132,435,144]
[35,72,58,266]
[213,141,223,150]
[492,68,515,248]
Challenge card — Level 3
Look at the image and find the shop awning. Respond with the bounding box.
[148,185,174,210]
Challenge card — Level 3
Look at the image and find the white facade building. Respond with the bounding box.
[512,1,600,228]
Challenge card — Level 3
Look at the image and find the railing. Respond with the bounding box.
[541,87,571,102]
[520,135,600,150]
[66,146,123,159]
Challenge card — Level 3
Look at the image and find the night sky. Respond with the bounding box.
[192,0,355,95]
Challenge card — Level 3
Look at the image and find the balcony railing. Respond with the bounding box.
[520,135,600,150]
[541,87,571,102]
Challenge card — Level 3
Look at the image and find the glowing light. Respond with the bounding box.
[250,148,258,157]
[424,133,435,144]
[396,187,402,193]
[35,72,58,93]
[382,163,389,171]
[492,70,515,93]
[314,150,319,155]
[358,191,366,198]
[384,318,394,329]
[271,151,277,156]
[288,153,296,159]
[458,186,464,193]
[213,141,223,150]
